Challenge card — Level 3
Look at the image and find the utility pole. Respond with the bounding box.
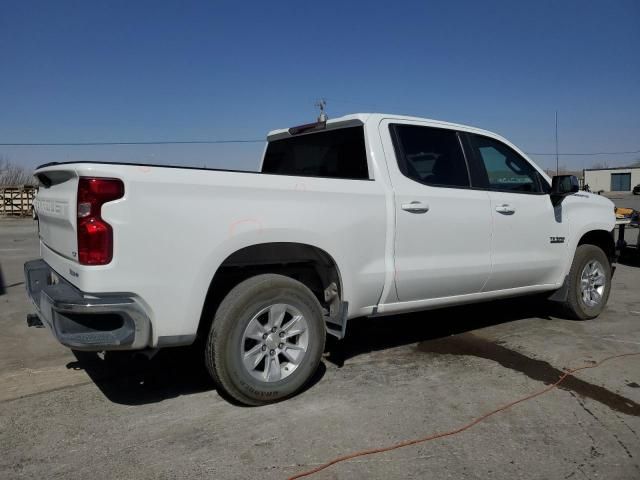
[555,111,559,175]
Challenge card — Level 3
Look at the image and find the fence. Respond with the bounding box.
[0,186,37,217]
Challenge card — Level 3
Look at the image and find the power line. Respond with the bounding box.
[0,140,638,156]
[527,149,640,156]
[0,139,264,146]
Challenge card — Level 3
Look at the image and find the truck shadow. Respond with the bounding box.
[69,347,327,407]
[68,295,556,406]
[326,295,554,367]
[69,347,214,406]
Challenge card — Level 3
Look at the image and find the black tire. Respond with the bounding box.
[205,274,326,405]
[563,244,612,320]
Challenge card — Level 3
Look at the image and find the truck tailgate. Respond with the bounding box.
[34,168,79,262]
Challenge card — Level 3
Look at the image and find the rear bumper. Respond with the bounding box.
[24,259,151,351]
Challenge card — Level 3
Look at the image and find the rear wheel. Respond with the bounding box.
[563,244,611,320]
[205,274,326,405]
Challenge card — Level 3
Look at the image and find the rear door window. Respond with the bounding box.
[390,124,470,188]
[262,126,369,179]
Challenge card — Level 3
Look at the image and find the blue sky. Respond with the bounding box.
[1,0,638,172]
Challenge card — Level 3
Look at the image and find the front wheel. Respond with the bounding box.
[562,244,612,320]
[205,274,326,405]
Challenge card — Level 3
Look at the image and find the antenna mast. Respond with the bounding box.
[555,111,559,175]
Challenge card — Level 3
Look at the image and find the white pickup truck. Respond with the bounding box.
[25,113,616,405]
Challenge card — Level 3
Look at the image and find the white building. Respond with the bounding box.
[583,167,640,193]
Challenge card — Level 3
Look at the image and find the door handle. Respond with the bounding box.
[401,201,429,213]
[495,204,516,215]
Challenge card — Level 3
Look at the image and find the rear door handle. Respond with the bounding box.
[401,201,429,213]
[495,204,516,215]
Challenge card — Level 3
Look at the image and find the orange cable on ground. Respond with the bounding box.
[287,351,640,480]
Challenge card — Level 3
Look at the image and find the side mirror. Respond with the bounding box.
[550,175,579,205]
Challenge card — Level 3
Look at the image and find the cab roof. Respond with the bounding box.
[266,112,549,182]
[266,113,502,142]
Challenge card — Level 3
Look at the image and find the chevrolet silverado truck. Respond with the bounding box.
[25,113,616,405]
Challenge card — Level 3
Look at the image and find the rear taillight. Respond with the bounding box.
[77,177,124,265]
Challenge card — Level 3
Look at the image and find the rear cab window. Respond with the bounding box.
[262,126,369,179]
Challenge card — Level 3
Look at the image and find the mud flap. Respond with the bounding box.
[323,282,348,339]
[548,275,569,302]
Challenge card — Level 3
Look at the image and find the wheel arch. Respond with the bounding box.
[550,228,615,303]
[577,229,616,264]
[197,242,345,340]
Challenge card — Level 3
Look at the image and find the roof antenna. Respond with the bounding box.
[315,98,328,124]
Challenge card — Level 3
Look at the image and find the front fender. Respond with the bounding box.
[562,193,616,277]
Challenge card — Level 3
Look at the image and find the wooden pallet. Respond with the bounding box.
[0,186,37,217]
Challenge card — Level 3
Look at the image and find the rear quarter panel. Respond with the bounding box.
[39,163,388,344]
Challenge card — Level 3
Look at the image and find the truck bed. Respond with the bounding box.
[33,161,389,346]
